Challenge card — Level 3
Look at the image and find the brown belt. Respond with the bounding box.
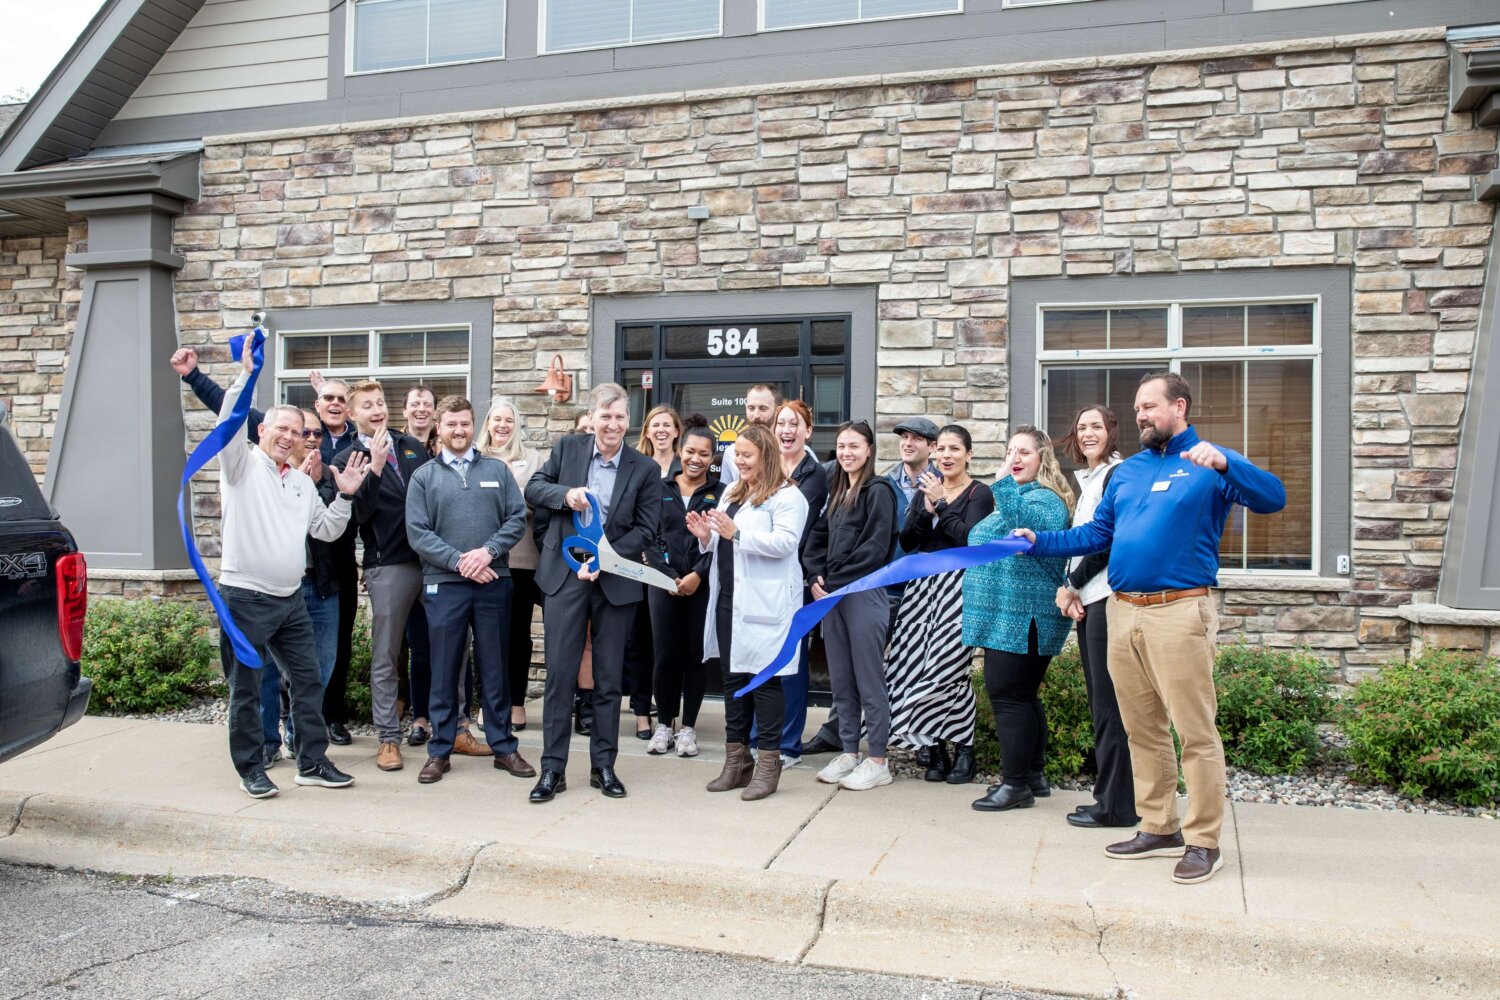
[1113,587,1209,607]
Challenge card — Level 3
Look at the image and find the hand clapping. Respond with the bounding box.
[918,470,943,511]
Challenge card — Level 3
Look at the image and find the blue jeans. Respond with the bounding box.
[262,577,340,749]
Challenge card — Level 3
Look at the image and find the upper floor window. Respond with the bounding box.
[1038,300,1319,574]
[542,0,722,54]
[352,0,505,73]
[760,0,961,31]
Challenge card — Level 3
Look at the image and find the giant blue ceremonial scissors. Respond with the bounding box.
[561,491,679,593]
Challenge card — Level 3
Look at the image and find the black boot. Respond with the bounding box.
[945,743,975,784]
[923,741,951,782]
[574,690,594,736]
[915,745,931,769]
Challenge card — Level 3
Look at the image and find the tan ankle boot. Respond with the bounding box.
[741,750,781,801]
[707,743,753,792]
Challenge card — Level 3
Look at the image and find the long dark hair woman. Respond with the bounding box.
[644,416,721,759]
[963,425,1075,812]
[1053,404,1138,830]
[886,424,995,784]
[689,424,808,801]
[804,419,900,792]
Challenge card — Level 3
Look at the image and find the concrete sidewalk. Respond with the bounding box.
[2,706,1496,999]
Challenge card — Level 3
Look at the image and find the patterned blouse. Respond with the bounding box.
[961,476,1071,656]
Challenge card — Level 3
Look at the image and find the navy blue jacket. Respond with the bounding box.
[1031,426,1286,592]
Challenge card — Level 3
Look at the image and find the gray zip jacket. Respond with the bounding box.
[404,449,526,585]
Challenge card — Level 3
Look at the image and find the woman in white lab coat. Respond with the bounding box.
[688,423,809,802]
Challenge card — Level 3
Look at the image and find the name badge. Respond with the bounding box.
[511,460,527,469]
[426,584,439,595]
[480,480,500,488]
[1152,480,1171,492]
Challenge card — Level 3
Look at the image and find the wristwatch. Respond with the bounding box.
[337,492,355,502]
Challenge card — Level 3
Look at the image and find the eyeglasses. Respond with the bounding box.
[300,429,324,439]
[320,393,346,403]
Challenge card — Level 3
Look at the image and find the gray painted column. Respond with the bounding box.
[1439,222,1500,611]
[46,192,189,571]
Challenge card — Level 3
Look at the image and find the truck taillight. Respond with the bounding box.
[56,551,87,661]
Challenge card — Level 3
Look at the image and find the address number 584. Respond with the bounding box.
[707,327,760,357]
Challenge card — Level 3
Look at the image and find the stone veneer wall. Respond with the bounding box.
[155,27,1496,682]
[0,225,83,480]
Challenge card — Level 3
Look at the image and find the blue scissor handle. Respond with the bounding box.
[560,491,604,572]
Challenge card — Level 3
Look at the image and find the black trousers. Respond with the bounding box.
[508,568,541,710]
[405,599,431,720]
[648,584,709,728]
[540,576,635,772]
[983,622,1051,787]
[221,586,330,777]
[623,599,654,718]
[717,601,783,751]
[1078,597,1140,825]
[426,577,517,760]
[323,555,359,724]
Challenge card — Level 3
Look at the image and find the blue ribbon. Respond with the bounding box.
[734,535,1035,697]
[177,328,266,669]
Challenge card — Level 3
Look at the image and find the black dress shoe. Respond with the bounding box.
[529,769,567,803]
[407,723,430,747]
[972,784,1036,812]
[1028,774,1052,797]
[1067,810,1105,828]
[327,721,352,746]
[802,733,840,755]
[590,766,627,798]
[635,716,653,741]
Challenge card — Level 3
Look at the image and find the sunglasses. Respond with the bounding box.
[320,393,346,403]
[301,429,324,439]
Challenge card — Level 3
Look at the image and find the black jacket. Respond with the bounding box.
[898,480,995,554]
[306,469,343,597]
[648,476,722,579]
[788,452,828,555]
[333,431,430,568]
[525,434,660,606]
[803,476,899,592]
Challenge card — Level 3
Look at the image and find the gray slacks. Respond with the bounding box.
[364,561,423,743]
[822,588,892,758]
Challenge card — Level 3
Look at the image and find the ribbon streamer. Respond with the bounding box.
[733,535,1034,697]
[177,327,266,668]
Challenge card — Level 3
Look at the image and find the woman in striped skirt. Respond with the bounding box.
[886,424,994,784]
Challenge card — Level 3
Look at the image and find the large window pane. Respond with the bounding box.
[354,0,428,72]
[381,375,469,420]
[545,0,632,50]
[425,330,469,364]
[811,319,847,356]
[1247,303,1314,347]
[1042,366,1152,477]
[285,335,330,370]
[1042,309,1107,352]
[1108,308,1168,350]
[428,0,505,64]
[1183,306,1243,349]
[763,0,857,30]
[633,0,720,42]
[663,322,800,359]
[328,334,371,367]
[622,326,654,361]
[380,332,426,366]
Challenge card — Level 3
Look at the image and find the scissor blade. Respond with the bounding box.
[598,550,680,593]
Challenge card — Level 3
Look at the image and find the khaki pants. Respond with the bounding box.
[1105,594,1226,850]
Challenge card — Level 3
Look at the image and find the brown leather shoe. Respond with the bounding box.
[706,743,754,793]
[453,730,489,756]
[741,749,781,801]
[418,756,450,784]
[493,751,536,778]
[1172,846,1224,884]
[376,740,403,771]
[1105,830,1186,860]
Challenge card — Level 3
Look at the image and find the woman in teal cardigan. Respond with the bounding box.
[962,425,1074,812]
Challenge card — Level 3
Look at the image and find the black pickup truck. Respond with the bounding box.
[0,400,90,764]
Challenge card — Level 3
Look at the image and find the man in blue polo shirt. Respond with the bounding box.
[1014,371,1285,886]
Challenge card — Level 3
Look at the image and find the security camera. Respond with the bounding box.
[251,311,267,327]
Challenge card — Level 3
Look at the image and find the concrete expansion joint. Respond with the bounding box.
[413,840,490,909]
[794,878,835,966]
[2,792,37,838]
[1083,897,1124,999]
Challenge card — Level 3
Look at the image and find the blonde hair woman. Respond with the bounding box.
[636,405,682,478]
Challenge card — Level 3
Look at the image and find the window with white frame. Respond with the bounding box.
[351,0,505,73]
[760,0,960,32]
[541,0,721,53]
[1037,300,1318,573]
[277,327,471,422]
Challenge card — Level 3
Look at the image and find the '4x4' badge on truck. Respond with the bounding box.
[0,552,47,580]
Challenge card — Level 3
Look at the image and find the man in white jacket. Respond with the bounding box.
[214,343,371,799]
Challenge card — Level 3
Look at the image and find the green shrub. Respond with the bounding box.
[83,599,221,714]
[971,644,1095,782]
[1340,651,1500,807]
[343,605,373,722]
[1214,644,1333,775]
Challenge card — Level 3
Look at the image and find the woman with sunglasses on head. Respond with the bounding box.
[689,424,808,801]
[623,405,683,741]
[804,420,901,792]
[1052,404,1139,830]
[644,416,722,758]
[964,426,1075,812]
[887,424,994,784]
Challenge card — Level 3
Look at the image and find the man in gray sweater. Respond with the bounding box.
[404,395,533,784]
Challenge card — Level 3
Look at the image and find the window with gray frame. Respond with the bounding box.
[760,0,961,31]
[542,0,722,53]
[352,0,505,73]
[1011,270,1352,579]
[277,327,471,418]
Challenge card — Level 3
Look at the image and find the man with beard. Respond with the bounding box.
[1014,371,1285,886]
[718,383,779,484]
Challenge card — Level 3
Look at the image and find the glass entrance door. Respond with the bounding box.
[660,367,801,478]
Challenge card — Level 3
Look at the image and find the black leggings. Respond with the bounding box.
[649,584,709,728]
[983,622,1051,787]
[717,603,783,751]
[508,569,541,711]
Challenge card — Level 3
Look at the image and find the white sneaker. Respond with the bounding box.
[647,723,674,755]
[780,754,802,770]
[674,726,699,757]
[838,757,893,791]
[817,753,860,784]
